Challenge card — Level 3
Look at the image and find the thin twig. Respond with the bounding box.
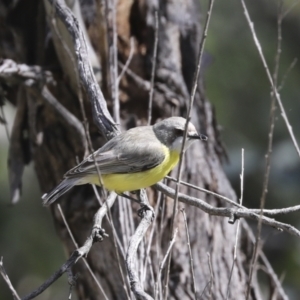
[181,208,198,300]
[155,182,300,238]
[163,1,215,298]
[21,192,125,300]
[278,58,297,92]
[92,191,131,300]
[245,2,282,297]
[282,0,300,18]
[199,252,214,299]
[0,105,10,140]
[166,175,240,207]
[118,198,130,254]
[142,192,162,282]
[40,85,88,156]
[207,253,213,299]
[155,190,167,298]
[108,205,131,300]
[91,186,127,259]
[118,61,151,91]
[118,37,135,84]
[273,0,283,87]
[21,252,80,300]
[57,204,109,300]
[226,149,244,299]
[242,221,289,300]
[240,0,300,158]
[107,0,120,124]
[155,228,178,300]
[126,191,154,300]
[57,204,79,247]
[0,257,21,300]
[147,10,159,126]
[166,175,300,215]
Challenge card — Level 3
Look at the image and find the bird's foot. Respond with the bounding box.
[138,204,155,221]
[92,226,109,242]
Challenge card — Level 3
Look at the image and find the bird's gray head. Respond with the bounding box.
[153,117,207,152]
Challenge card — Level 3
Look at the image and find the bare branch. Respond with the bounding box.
[118,61,151,91]
[105,0,120,124]
[40,86,88,156]
[118,37,135,84]
[142,192,162,283]
[245,3,284,296]
[155,182,300,238]
[57,204,110,300]
[20,193,118,300]
[92,187,131,298]
[21,251,79,300]
[226,149,244,299]
[0,104,9,140]
[278,58,297,92]
[147,10,159,126]
[126,190,154,300]
[199,252,214,299]
[44,0,118,140]
[166,175,300,216]
[181,209,198,299]
[242,221,289,300]
[240,0,300,157]
[0,257,21,300]
[155,228,178,300]
[164,1,215,297]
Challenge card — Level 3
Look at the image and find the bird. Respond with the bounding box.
[42,116,207,206]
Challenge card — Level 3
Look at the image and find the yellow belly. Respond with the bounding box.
[89,147,179,193]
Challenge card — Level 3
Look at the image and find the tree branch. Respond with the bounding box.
[126,190,154,300]
[154,182,300,238]
[44,0,118,140]
[0,258,21,300]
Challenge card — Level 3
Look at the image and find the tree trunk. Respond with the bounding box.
[1,0,255,299]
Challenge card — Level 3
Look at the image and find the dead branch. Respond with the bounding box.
[164,0,215,297]
[240,0,300,157]
[44,0,118,139]
[0,258,21,300]
[126,190,154,300]
[155,182,300,238]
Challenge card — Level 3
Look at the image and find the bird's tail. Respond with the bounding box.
[42,178,78,206]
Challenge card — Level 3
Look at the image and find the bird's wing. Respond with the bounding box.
[64,127,166,177]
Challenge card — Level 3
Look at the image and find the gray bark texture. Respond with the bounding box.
[0,0,259,299]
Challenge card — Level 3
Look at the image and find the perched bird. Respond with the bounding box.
[42,117,207,205]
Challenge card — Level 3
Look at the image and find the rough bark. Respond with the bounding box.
[1,0,255,299]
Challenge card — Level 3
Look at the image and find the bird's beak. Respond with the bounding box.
[188,132,208,141]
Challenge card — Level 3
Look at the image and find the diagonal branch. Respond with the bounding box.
[0,258,21,300]
[44,0,118,140]
[240,0,300,157]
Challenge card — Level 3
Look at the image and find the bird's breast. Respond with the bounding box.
[99,146,180,192]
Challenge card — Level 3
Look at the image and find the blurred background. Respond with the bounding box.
[1,0,300,299]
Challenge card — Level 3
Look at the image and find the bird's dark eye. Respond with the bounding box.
[174,128,184,136]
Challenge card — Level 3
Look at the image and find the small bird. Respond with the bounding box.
[42,117,207,205]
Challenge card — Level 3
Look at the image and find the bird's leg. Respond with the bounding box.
[119,191,155,219]
[136,189,155,220]
[119,192,140,204]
